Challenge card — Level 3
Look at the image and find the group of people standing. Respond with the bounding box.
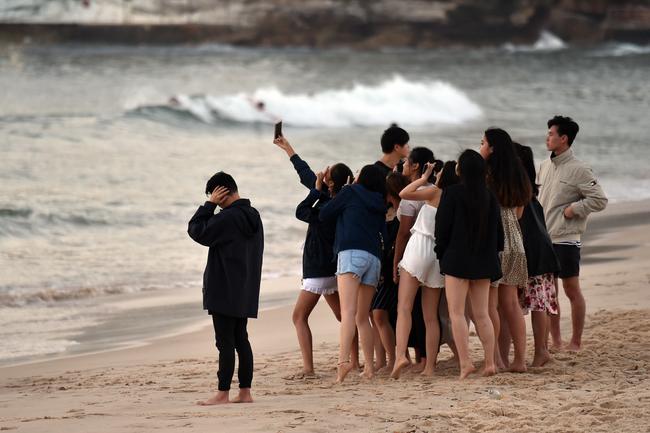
[187,115,607,404]
[274,115,607,384]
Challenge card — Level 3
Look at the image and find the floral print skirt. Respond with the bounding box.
[518,273,558,315]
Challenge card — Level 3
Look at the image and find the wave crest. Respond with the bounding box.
[130,76,482,128]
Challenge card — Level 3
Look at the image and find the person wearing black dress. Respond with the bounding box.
[434,150,503,379]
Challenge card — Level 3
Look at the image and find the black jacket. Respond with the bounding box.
[296,189,337,278]
[289,154,337,278]
[188,199,264,318]
[520,198,560,277]
[434,184,504,282]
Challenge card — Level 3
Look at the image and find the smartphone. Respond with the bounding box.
[274,121,283,139]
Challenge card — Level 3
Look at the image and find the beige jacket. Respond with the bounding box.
[537,149,608,243]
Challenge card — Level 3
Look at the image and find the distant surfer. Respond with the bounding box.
[247,97,280,123]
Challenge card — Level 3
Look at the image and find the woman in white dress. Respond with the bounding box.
[390,162,457,378]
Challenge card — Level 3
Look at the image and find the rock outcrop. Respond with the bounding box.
[0,0,648,46]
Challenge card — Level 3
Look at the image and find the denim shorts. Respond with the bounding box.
[336,249,381,287]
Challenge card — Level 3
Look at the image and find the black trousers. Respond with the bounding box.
[211,313,253,391]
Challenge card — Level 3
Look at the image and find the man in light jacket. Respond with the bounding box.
[188,171,264,404]
[538,115,607,352]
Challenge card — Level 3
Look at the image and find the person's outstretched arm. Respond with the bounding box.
[273,136,317,189]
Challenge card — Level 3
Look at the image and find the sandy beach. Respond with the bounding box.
[1,199,649,433]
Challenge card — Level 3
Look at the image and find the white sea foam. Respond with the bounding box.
[166,76,482,127]
[590,43,650,57]
[503,31,567,53]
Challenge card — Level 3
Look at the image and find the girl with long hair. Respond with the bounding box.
[480,128,532,372]
[435,150,503,379]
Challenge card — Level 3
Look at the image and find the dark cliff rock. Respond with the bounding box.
[0,0,648,47]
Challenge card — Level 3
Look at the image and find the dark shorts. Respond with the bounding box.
[553,244,581,279]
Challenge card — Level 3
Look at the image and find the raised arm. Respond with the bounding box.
[399,162,436,201]
[188,203,234,247]
[296,188,326,224]
[273,136,317,189]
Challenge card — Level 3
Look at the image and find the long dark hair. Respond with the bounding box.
[357,164,387,199]
[408,146,436,182]
[437,160,460,190]
[513,142,539,197]
[484,128,532,207]
[458,149,489,252]
[329,163,354,195]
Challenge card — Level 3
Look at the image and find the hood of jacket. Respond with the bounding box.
[227,199,261,237]
[349,184,386,215]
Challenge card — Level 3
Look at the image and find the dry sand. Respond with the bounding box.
[1,200,649,433]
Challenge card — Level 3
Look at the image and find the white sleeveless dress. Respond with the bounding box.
[398,204,444,288]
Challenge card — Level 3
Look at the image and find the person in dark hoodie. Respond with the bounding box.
[188,172,264,405]
[320,164,387,383]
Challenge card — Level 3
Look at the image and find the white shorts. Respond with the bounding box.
[399,232,445,288]
[301,276,338,296]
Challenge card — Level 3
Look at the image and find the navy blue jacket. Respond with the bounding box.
[188,199,264,318]
[319,184,387,260]
[290,154,337,278]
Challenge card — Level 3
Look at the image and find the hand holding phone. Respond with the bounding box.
[274,121,283,139]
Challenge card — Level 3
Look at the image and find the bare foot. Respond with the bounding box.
[411,361,426,374]
[420,367,436,377]
[374,361,387,371]
[482,365,497,377]
[282,370,317,380]
[231,389,254,403]
[360,368,374,380]
[550,340,567,353]
[197,391,229,406]
[459,364,477,380]
[564,342,581,352]
[532,351,552,367]
[336,361,354,384]
[508,362,527,373]
[390,357,411,379]
[351,362,361,371]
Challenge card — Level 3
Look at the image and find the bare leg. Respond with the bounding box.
[499,284,527,372]
[562,276,585,351]
[197,390,229,406]
[370,314,386,370]
[324,291,360,371]
[356,284,377,380]
[336,273,359,383]
[421,286,442,376]
[549,276,564,350]
[531,312,552,366]
[445,276,476,379]
[468,279,496,377]
[498,306,511,369]
[292,290,321,375]
[231,388,254,403]
[372,309,396,372]
[488,285,504,369]
[390,272,420,379]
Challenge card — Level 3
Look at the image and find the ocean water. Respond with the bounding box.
[1,40,649,364]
